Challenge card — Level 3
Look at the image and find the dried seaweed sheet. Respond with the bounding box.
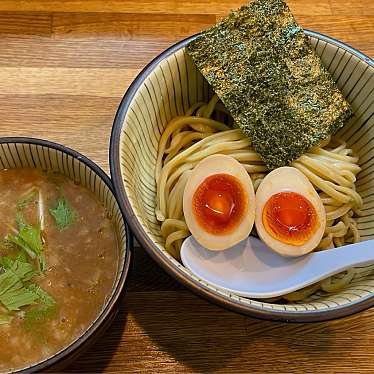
[186,0,352,169]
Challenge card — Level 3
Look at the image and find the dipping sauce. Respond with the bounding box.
[0,169,118,372]
[192,173,247,235]
[262,191,318,245]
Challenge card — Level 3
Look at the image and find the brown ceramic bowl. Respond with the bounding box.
[0,137,132,373]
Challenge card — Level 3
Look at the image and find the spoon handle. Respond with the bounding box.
[310,240,374,278]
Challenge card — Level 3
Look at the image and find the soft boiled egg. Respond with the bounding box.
[183,154,255,251]
[255,166,326,257]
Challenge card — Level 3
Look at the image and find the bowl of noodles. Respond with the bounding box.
[110,30,374,322]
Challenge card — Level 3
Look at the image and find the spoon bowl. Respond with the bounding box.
[181,236,374,298]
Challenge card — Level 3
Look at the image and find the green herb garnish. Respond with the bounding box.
[23,285,57,329]
[0,256,56,320]
[0,259,39,311]
[49,197,78,230]
[27,284,55,307]
[0,190,59,329]
[7,214,46,272]
[24,304,57,329]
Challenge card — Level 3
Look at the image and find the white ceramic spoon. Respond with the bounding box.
[181,236,374,298]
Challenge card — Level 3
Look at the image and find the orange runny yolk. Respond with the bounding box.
[262,191,318,245]
[192,173,246,235]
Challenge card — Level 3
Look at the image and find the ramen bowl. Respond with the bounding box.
[110,30,374,322]
[0,137,132,373]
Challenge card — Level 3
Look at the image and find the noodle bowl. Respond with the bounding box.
[111,30,374,320]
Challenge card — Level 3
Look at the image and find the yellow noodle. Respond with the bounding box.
[168,171,191,219]
[330,143,347,154]
[189,122,217,133]
[196,104,207,117]
[165,230,190,255]
[292,162,352,204]
[333,237,345,247]
[317,234,334,250]
[325,204,352,221]
[166,130,197,153]
[313,148,359,163]
[283,283,321,302]
[161,219,188,237]
[338,170,357,184]
[242,164,269,173]
[156,116,231,184]
[325,221,348,237]
[185,101,206,116]
[352,225,361,243]
[164,132,209,163]
[165,162,197,204]
[298,155,352,188]
[224,151,263,162]
[199,131,248,149]
[253,177,264,192]
[318,136,332,148]
[307,154,361,173]
[334,183,363,208]
[320,269,355,293]
[321,197,343,206]
[186,139,252,162]
[203,94,220,118]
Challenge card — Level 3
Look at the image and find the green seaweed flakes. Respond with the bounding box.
[186,0,352,169]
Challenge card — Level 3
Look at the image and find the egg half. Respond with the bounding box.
[255,166,326,257]
[183,154,255,251]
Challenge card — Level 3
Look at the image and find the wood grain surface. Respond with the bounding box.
[0,1,372,372]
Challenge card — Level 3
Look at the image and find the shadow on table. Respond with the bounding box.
[64,304,129,373]
[127,249,337,372]
[130,290,338,372]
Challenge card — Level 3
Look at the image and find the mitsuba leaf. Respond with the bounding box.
[49,197,78,231]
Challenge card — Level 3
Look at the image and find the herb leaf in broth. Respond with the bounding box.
[0,184,61,335]
[49,197,78,231]
[27,284,55,307]
[23,285,57,329]
[24,303,57,330]
[7,214,46,272]
[0,259,39,311]
[0,256,36,281]
[0,256,56,318]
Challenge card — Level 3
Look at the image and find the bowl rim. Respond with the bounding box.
[110,30,374,322]
[0,136,133,373]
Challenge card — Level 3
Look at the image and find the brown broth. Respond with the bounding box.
[0,169,119,372]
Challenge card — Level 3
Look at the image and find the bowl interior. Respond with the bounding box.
[116,31,374,317]
[0,139,130,371]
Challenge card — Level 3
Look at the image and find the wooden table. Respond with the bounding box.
[0,1,373,372]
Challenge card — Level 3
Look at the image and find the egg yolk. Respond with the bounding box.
[262,192,318,245]
[192,174,247,235]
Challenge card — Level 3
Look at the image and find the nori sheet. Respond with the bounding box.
[186,0,352,169]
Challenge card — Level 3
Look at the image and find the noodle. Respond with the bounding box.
[155,95,363,301]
